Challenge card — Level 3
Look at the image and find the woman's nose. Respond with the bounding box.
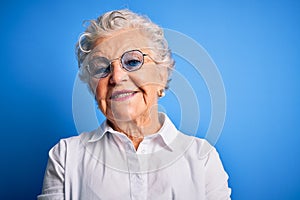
[109,60,128,84]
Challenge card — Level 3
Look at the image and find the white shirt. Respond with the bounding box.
[38,113,231,200]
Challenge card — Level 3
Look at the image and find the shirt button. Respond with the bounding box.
[141,149,146,153]
[136,175,143,182]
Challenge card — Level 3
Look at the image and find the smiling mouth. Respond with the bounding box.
[110,91,138,101]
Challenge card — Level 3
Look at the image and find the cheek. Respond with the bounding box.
[131,65,165,88]
[140,85,159,108]
[95,79,109,113]
[95,79,108,99]
[90,77,100,94]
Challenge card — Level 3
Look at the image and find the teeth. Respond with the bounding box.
[112,92,134,99]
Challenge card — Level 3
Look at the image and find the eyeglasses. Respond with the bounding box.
[86,50,149,79]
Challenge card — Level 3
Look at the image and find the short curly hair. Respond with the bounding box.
[75,9,174,93]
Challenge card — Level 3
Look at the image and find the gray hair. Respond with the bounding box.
[75,9,174,93]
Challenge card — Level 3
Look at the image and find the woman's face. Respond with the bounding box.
[90,29,168,125]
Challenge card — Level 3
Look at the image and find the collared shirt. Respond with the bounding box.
[38,113,231,200]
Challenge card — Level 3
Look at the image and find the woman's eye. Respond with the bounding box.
[95,66,110,74]
[125,59,141,67]
[89,57,111,75]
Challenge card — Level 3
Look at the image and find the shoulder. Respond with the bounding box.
[46,131,101,169]
[49,131,96,155]
[176,131,217,160]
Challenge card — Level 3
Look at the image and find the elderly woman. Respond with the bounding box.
[38,9,231,200]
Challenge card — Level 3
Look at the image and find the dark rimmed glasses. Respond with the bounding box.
[86,49,149,79]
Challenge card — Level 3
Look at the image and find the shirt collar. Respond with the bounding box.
[153,113,178,150]
[87,113,178,150]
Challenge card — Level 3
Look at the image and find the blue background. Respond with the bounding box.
[1,0,299,199]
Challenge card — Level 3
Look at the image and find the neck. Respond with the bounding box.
[108,112,162,150]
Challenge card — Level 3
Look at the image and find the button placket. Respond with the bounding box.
[130,173,147,200]
[137,142,148,154]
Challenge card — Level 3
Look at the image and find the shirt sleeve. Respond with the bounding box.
[37,140,66,200]
[204,145,231,200]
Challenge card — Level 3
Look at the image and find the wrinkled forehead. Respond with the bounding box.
[91,28,154,59]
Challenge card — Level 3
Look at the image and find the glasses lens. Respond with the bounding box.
[121,50,144,71]
[88,57,110,78]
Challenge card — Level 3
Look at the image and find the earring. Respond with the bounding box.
[158,89,165,98]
